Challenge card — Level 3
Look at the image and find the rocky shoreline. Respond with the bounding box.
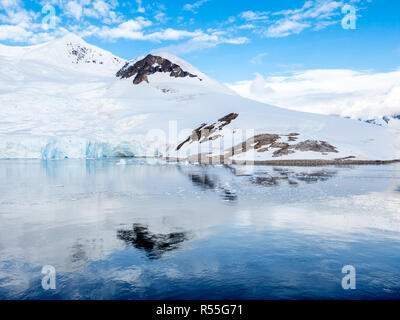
[166,157,400,167]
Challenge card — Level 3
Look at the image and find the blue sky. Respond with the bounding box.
[0,0,399,82]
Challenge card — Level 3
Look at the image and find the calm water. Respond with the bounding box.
[0,159,400,300]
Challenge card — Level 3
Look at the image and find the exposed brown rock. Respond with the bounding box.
[176,113,239,151]
[271,142,289,149]
[225,134,338,158]
[286,133,300,142]
[175,116,339,161]
[334,156,356,161]
[269,142,293,157]
[217,113,239,129]
[176,123,206,151]
[273,148,296,157]
[253,134,280,150]
[294,140,338,153]
[204,135,222,142]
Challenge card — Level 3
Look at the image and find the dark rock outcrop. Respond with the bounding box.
[116,54,199,85]
[175,114,339,161]
[293,140,338,153]
[66,42,121,65]
[221,134,338,159]
[176,113,239,151]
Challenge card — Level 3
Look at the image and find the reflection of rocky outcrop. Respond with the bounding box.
[69,238,106,269]
[116,54,199,85]
[188,172,238,202]
[117,224,188,260]
[294,170,336,183]
[70,242,89,268]
[177,164,238,202]
[251,168,337,187]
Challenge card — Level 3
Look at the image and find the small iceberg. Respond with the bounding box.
[117,159,127,166]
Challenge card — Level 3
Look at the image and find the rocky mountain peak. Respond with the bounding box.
[65,42,121,66]
[64,41,122,67]
[42,33,124,68]
[116,54,200,85]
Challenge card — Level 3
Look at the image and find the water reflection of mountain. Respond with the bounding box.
[251,168,337,187]
[179,165,339,201]
[117,224,188,260]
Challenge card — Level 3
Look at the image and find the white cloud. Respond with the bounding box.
[136,0,145,13]
[237,24,255,30]
[237,0,369,38]
[250,52,267,65]
[154,12,169,24]
[0,23,32,41]
[63,0,122,23]
[65,1,83,20]
[0,0,69,43]
[266,20,310,38]
[0,0,43,42]
[183,0,210,13]
[223,37,248,45]
[93,18,218,42]
[0,7,36,25]
[95,17,152,39]
[154,34,248,54]
[155,28,204,40]
[0,0,370,51]
[264,0,343,37]
[240,10,269,21]
[0,0,19,9]
[90,16,248,48]
[0,0,38,25]
[0,0,248,51]
[227,68,400,120]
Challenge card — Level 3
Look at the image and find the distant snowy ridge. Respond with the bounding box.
[0,33,125,75]
[0,34,399,161]
[360,115,400,129]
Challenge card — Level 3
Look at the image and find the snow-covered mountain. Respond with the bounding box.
[0,34,399,161]
[0,33,124,74]
[361,115,400,129]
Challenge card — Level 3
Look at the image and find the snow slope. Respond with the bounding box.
[0,34,398,161]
